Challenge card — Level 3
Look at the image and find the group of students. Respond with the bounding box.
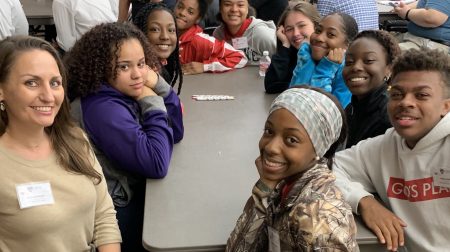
[1,0,450,252]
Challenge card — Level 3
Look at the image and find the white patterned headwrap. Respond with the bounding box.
[269,88,343,157]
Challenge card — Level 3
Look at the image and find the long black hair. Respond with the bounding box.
[134,2,183,94]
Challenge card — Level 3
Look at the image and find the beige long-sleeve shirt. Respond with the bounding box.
[0,144,121,252]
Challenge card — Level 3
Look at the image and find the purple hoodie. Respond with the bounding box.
[81,77,183,178]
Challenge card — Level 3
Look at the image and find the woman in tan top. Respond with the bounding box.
[0,36,121,252]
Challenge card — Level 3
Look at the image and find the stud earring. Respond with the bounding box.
[315,156,320,161]
[0,101,5,111]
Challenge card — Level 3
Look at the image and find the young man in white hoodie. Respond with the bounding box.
[333,48,450,252]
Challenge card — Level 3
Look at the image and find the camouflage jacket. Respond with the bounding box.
[226,163,359,252]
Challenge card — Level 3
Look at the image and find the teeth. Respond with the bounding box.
[157,45,169,49]
[33,106,51,112]
[398,117,415,120]
[350,77,366,82]
[264,158,285,167]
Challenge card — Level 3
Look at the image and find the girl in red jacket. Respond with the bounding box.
[174,0,248,74]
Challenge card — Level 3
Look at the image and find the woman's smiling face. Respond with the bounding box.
[310,14,348,62]
[343,37,391,99]
[146,9,177,60]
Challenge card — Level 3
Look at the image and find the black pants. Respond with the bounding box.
[116,183,147,252]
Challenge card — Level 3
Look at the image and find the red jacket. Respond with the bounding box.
[179,25,247,72]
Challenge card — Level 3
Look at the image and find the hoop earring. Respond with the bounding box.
[0,101,5,111]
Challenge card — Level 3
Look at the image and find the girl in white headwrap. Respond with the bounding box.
[226,86,358,252]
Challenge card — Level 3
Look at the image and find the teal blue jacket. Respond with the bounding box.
[290,43,351,108]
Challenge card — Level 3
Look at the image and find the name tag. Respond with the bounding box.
[232,37,248,50]
[16,182,55,209]
[432,167,450,188]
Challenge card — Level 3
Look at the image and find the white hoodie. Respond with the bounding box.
[213,16,276,65]
[333,113,450,251]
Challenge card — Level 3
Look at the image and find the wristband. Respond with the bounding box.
[405,9,412,21]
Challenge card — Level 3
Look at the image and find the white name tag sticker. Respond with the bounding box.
[432,167,450,188]
[16,182,55,209]
[232,37,248,49]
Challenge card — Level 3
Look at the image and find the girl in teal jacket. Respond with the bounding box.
[290,12,358,108]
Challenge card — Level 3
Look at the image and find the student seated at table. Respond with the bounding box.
[0,0,28,40]
[52,0,117,52]
[290,12,358,108]
[226,87,358,251]
[213,0,276,65]
[0,36,121,251]
[333,48,450,252]
[65,22,184,252]
[264,1,320,94]
[342,30,401,148]
[174,0,247,74]
[393,0,450,53]
[134,2,183,94]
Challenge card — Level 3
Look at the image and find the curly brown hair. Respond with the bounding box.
[353,30,401,66]
[0,36,101,183]
[390,48,450,98]
[65,22,160,99]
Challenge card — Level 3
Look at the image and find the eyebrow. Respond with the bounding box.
[287,21,308,27]
[284,127,302,133]
[390,85,433,91]
[325,27,339,32]
[117,57,145,63]
[347,51,378,56]
[149,21,175,26]
[266,120,304,133]
[20,73,61,78]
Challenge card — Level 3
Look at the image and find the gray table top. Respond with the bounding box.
[143,67,381,251]
[21,0,54,25]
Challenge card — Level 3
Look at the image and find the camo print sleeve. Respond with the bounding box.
[286,171,359,251]
[226,180,271,252]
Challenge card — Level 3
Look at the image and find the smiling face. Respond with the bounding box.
[343,37,390,99]
[108,38,148,99]
[0,49,64,130]
[310,14,348,62]
[387,71,450,148]
[146,9,177,60]
[220,0,249,33]
[174,0,201,34]
[283,11,315,49]
[258,108,317,182]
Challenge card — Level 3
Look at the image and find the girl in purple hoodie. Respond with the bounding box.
[65,22,184,252]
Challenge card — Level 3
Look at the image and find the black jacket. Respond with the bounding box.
[249,0,288,24]
[264,46,298,94]
[345,85,392,148]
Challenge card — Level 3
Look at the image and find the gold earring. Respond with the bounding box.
[0,101,5,111]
